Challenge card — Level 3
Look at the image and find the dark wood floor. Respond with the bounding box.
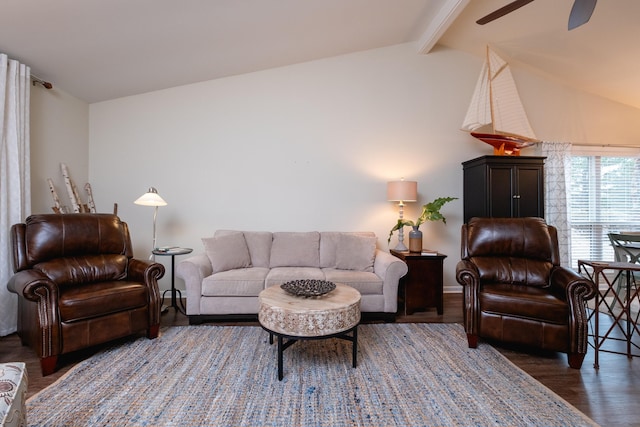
[2,293,638,427]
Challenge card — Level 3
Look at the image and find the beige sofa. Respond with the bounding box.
[176,230,408,323]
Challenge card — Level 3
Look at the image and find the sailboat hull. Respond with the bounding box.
[471,132,538,155]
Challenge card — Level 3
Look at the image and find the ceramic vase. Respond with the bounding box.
[409,226,423,253]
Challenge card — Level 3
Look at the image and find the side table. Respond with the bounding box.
[391,250,447,315]
[152,247,193,315]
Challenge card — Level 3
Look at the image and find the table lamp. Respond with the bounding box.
[134,187,167,258]
[387,179,417,251]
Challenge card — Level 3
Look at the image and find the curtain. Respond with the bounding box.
[0,54,31,336]
[541,141,571,266]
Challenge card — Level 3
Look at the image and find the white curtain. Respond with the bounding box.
[541,141,571,266]
[0,54,31,336]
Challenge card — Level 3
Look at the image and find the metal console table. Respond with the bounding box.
[578,260,640,368]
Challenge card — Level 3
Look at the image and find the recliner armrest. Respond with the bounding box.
[128,258,165,284]
[549,266,597,303]
[7,269,58,302]
[456,259,480,289]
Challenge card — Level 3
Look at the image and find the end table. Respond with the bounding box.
[391,250,447,315]
[152,247,193,315]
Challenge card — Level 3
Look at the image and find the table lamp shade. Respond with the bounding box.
[387,180,417,202]
[134,187,167,206]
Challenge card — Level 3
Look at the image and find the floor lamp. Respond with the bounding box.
[134,187,167,259]
[387,179,417,252]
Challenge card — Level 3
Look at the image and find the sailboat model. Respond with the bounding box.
[462,46,540,155]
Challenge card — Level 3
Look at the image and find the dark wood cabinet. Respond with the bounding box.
[462,155,545,223]
[391,250,447,315]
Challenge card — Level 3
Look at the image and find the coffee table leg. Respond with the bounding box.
[278,334,284,381]
[352,326,358,368]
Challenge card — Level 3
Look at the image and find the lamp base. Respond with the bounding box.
[393,241,409,252]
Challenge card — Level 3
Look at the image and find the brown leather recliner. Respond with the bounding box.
[455,217,596,369]
[7,213,165,376]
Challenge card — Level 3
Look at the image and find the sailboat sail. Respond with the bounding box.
[462,47,539,154]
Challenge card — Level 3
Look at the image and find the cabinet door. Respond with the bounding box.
[515,165,544,217]
[488,166,515,217]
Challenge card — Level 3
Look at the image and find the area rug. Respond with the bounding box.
[27,323,598,426]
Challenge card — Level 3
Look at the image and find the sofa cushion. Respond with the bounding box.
[323,268,383,295]
[242,231,273,268]
[202,267,269,297]
[269,232,320,268]
[203,233,251,274]
[265,267,325,287]
[319,231,375,268]
[334,234,376,272]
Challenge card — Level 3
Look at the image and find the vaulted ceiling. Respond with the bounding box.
[1,0,639,109]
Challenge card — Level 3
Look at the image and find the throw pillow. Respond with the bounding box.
[335,234,376,272]
[202,232,251,274]
[269,232,320,267]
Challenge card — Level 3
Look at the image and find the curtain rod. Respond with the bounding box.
[571,143,640,149]
[31,75,53,89]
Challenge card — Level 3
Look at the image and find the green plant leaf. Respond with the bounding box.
[388,196,458,245]
[387,218,415,244]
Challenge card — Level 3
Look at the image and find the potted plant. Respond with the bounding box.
[388,196,457,252]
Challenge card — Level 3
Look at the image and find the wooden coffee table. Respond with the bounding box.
[258,283,361,380]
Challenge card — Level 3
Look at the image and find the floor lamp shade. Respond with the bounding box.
[134,187,167,207]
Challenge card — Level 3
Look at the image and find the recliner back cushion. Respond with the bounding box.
[465,217,557,287]
[35,254,128,287]
[22,214,129,266]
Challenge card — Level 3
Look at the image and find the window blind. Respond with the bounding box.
[569,153,640,267]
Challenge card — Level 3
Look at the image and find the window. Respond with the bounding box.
[569,147,640,268]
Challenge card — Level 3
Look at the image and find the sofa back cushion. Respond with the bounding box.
[203,232,252,274]
[270,232,320,268]
[213,230,273,268]
[320,232,376,272]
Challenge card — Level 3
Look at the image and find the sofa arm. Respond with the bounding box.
[374,249,408,312]
[176,254,212,315]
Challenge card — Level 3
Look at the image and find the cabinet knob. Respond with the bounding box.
[513,195,521,199]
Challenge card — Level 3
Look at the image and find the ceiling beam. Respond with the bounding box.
[416,0,470,54]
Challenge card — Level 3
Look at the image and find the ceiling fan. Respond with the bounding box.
[476,0,597,30]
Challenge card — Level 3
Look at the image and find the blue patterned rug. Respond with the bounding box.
[27,323,598,426]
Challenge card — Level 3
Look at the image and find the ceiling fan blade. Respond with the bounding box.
[568,0,597,30]
[476,0,535,25]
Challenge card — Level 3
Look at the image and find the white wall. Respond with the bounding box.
[84,42,640,293]
[30,85,89,214]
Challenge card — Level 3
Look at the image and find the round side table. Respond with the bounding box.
[152,247,193,315]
